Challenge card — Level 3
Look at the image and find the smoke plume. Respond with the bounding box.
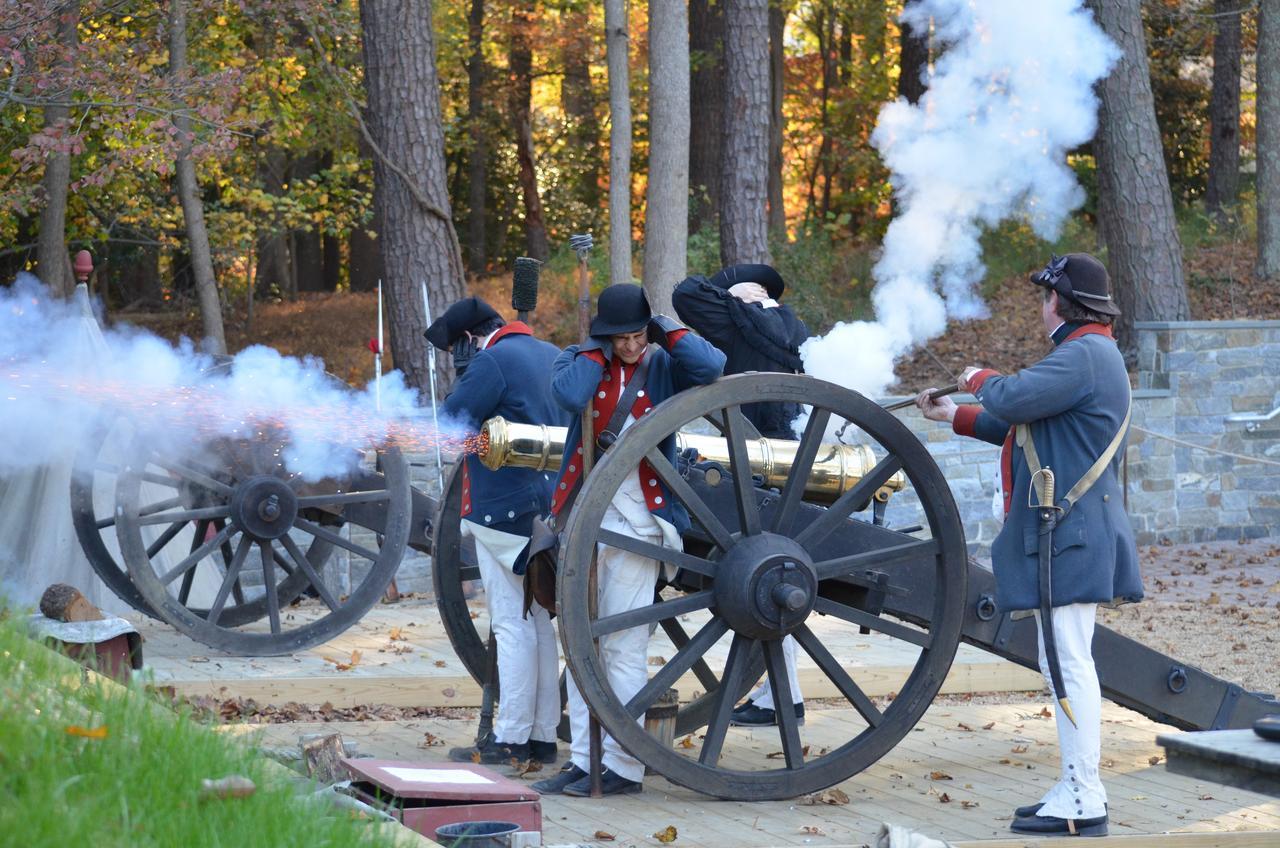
[1,274,461,481]
[800,0,1118,403]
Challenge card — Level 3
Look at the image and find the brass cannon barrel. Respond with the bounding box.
[477,416,905,505]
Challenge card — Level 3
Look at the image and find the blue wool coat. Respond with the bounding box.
[953,324,1143,612]
[441,326,570,547]
[549,329,726,534]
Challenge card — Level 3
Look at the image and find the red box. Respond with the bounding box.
[50,632,142,683]
[343,759,542,840]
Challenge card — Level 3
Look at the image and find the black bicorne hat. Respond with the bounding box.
[589,284,652,337]
[708,263,786,300]
[424,296,502,351]
[1029,253,1121,317]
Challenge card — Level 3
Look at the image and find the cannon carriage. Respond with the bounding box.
[71,371,1279,801]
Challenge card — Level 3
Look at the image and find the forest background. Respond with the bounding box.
[2,0,1278,392]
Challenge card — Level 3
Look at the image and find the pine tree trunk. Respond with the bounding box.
[1088,0,1188,360]
[510,1,550,262]
[169,0,226,355]
[360,0,467,393]
[643,0,689,316]
[898,2,929,105]
[466,0,487,274]
[688,0,724,237]
[1205,0,1243,221]
[720,0,771,266]
[35,2,78,298]
[605,0,633,284]
[767,2,788,237]
[1257,0,1280,279]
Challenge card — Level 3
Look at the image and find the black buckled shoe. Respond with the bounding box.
[530,763,586,795]
[1011,813,1108,837]
[562,767,643,797]
[1013,802,1044,818]
[528,740,559,764]
[447,739,530,764]
[729,702,806,728]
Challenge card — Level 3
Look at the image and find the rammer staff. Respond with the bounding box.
[421,281,445,494]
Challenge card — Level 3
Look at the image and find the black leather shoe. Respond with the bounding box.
[528,740,559,764]
[531,763,586,794]
[447,739,530,764]
[1013,802,1044,818]
[562,767,643,797]
[1011,813,1108,837]
[729,702,806,727]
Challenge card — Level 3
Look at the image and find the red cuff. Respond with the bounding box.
[580,349,607,366]
[965,368,1000,393]
[665,328,689,347]
[952,405,982,438]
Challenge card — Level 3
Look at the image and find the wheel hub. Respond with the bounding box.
[229,476,298,540]
[713,533,817,639]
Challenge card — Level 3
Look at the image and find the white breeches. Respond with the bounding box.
[470,526,561,745]
[1034,603,1107,819]
[748,635,803,708]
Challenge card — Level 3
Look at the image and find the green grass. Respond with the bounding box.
[0,611,400,848]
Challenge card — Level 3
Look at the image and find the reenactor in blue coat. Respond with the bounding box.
[426,297,570,766]
[672,264,809,728]
[531,284,726,797]
[917,254,1142,837]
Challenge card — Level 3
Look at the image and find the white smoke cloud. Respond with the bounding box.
[0,273,460,482]
[800,0,1118,403]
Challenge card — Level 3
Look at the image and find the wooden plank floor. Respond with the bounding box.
[130,598,1043,707]
[225,702,1280,847]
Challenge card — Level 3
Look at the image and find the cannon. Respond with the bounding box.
[72,371,1280,800]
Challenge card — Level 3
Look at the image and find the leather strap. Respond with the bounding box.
[1017,390,1131,513]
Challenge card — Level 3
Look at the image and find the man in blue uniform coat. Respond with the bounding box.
[672,264,809,728]
[530,284,725,797]
[917,254,1142,837]
[426,296,570,765]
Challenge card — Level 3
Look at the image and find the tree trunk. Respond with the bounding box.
[898,1,929,105]
[322,232,341,291]
[720,0,771,266]
[293,152,325,292]
[605,0,633,284]
[1205,0,1243,222]
[1258,0,1280,279]
[169,0,226,355]
[688,0,724,237]
[348,204,384,293]
[767,1,788,237]
[561,7,602,219]
[1088,0,1188,360]
[466,0,487,274]
[360,0,467,393]
[643,0,690,316]
[35,2,79,298]
[510,1,550,262]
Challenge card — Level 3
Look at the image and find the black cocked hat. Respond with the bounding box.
[1028,253,1121,317]
[589,284,652,337]
[424,296,502,351]
[708,263,786,300]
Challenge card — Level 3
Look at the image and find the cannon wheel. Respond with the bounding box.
[432,456,763,739]
[558,373,968,800]
[114,436,412,656]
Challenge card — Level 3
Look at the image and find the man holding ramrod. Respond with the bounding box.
[916,253,1143,838]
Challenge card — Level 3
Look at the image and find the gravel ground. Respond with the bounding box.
[1097,536,1280,697]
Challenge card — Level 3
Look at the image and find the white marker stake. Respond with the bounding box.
[421,281,445,493]
[375,280,384,412]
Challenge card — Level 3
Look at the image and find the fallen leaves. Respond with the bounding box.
[982,721,996,730]
[800,825,826,836]
[65,725,108,739]
[652,824,678,843]
[1011,745,1029,754]
[929,770,952,781]
[594,831,616,841]
[434,660,447,668]
[960,800,980,809]
[513,760,543,778]
[1149,755,1163,766]
[648,656,668,666]
[418,732,444,748]
[799,788,850,806]
[199,775,256,800]
[766,745,810,759]
[938,792,952,803]
[388,626,406,641]
[323,650,362,672]
[678,735,695,749]
[956,722,974,732]
[1038,706,1053,718]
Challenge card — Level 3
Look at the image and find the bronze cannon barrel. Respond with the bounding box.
[477,416,905,505]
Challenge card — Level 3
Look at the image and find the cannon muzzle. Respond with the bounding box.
[477,416,904,505]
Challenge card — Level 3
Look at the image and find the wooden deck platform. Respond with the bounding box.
[224,701,1280,847]
[129,598,1044,708]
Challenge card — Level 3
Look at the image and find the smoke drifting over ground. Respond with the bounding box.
[800,0,1118,402]
[1,274,458,481]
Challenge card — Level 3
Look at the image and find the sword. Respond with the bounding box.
[1031,466,1076,728]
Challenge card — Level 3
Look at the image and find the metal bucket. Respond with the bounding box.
[434,820,521,848]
